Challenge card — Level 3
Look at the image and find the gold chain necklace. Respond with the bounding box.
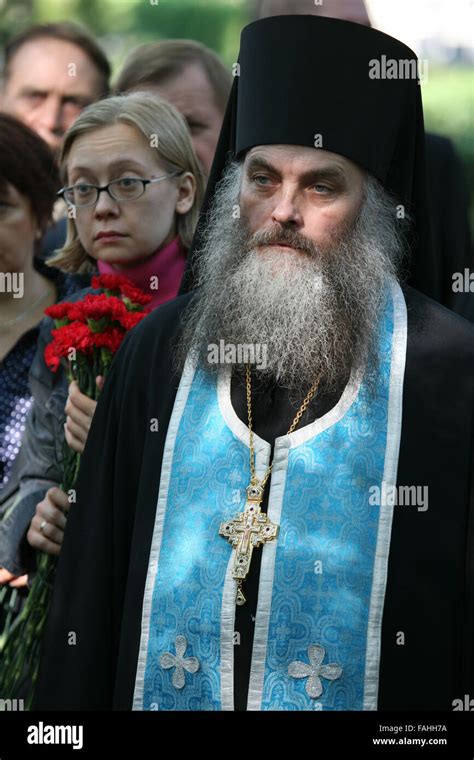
[219,364,320,605]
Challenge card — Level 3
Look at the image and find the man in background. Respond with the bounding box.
[0,22,110,258]
[0,22,110,155]
[115,39,231,177]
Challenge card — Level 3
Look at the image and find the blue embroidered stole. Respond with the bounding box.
[132,279,407,710]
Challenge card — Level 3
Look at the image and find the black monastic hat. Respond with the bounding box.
[181,15,435,296]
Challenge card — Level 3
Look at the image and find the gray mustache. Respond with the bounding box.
[247,228,319,257]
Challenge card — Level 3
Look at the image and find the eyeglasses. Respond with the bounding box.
[57,171,182,208]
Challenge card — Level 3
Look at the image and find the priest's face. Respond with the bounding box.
[240,145,365,263]
[178,149,406,396]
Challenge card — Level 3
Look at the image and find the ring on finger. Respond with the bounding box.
[39,520,48,534]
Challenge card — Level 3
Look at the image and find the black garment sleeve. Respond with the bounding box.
[424,133,473,313]
[378,288,474,709]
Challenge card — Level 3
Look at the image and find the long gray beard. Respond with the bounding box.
[176,160,409,398]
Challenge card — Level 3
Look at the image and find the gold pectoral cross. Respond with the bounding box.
[219,483,279,605]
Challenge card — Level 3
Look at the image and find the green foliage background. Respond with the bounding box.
[0,0,250,67]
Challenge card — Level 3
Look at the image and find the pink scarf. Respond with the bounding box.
[98,236,187,309]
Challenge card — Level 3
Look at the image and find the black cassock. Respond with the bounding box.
[34,284,474,711]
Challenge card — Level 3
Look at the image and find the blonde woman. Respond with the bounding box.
[0,92,204,579]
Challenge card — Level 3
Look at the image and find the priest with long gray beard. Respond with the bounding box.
[36,16,474,711]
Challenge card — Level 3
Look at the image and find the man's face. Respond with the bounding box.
[240,144,365,259]
[140,63,224,176]
[0,38,103,154]
[178,155,403,394]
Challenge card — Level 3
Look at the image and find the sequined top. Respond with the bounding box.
[0,258,90,492]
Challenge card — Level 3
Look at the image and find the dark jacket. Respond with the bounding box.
[0,280,94,576]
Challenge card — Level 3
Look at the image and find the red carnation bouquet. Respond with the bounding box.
[0,274,152,707]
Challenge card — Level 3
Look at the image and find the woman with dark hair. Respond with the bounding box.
[0,115,90,601]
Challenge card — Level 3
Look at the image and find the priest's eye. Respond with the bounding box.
[311,184,332,194]
[252,175,271,187]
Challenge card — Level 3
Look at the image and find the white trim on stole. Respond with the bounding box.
[132,355,197,711]
[363,279,407,709]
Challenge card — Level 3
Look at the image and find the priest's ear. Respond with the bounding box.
[174,171,196,215]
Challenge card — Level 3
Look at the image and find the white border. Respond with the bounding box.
[363,279,407,710]
[132,355,197,710]
[246,440,290,710]
[220,557,237,710]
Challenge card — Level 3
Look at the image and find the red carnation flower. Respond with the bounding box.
[82,293,127,318]
[91,326,125,353]
[44,342,61,372]
[119,283,153,306]
[119,310,150,330]
[44,302,72,322]
[91,273,127,293]
[91,273,152,306]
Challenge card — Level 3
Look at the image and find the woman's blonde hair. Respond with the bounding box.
[48,91,205,273]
